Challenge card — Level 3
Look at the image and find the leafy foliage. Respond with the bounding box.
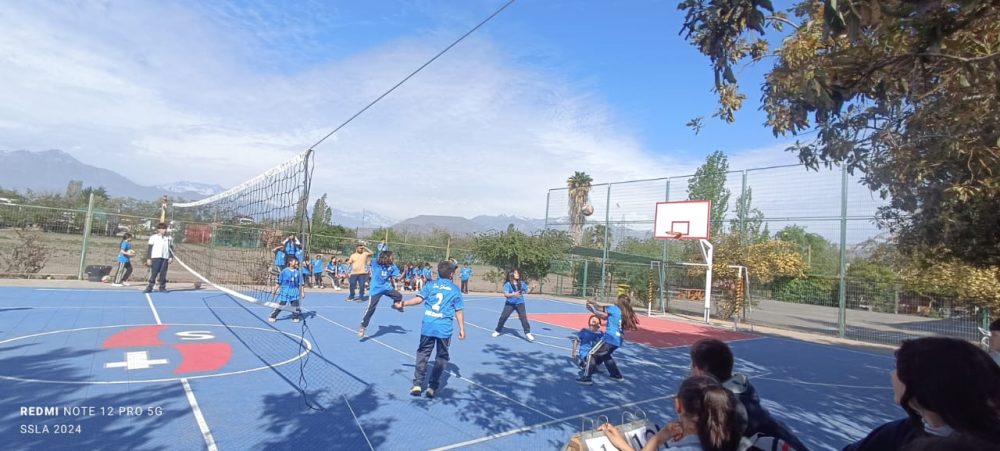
[687,150,730,238]
[680,0,1000,266]
[0,230,49,274]
[473,225,571,280]
[774,225,839,275]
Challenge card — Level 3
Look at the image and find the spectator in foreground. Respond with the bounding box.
[600,375,746,451]
[690,339,809,451]
[843,337,1000,450]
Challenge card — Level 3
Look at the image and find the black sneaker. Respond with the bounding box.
[143,289,152,293]
[424,388,436,399]
[609,375,625,382]
[576,377,593,385]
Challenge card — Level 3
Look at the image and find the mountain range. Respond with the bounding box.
[2,149,546,235]
[0,149,224,201]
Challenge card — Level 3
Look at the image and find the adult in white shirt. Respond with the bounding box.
[144,222,172,293]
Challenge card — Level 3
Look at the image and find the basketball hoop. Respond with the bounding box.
[668,232,684,239]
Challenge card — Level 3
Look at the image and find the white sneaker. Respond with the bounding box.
[122,282,131,287]
[267,317,277,323]
[525,333,535,342]
[111,283,122,287]
[491,331,500,338]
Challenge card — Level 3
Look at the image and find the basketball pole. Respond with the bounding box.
[700,239,713,323]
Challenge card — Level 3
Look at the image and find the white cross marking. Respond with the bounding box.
[104,351,169,370]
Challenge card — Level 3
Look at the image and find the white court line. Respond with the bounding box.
[145,291,218,451]
[756,376,891,389]
[343,396,375,451]
[144,293,162,325]
[429,393,676,451]
[464,322,570,351]
[313,313,559,421]
[182,378,219,451]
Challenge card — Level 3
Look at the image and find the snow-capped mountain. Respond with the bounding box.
[330,208,396,229]
[155,181,224,197]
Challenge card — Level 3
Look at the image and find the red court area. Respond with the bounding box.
[533,313,756,348]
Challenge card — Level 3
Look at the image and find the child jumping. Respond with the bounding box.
[358,251,403,338]
[269,256,304,323]
[394,260,465,399]
[492,269,534,342]
[577,295,639,384]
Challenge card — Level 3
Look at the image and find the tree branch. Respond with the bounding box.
[766,15,801,30]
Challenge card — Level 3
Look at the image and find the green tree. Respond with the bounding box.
[473,225,570,280]
[311,194,331,231]
[567,171,594,246]
[730,187,766,245]
[80,186,109,202]
[687,150,730,238]
[679,0,1000,267]
[775,225,839,275]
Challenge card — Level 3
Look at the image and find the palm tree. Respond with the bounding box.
[566,171,593,246]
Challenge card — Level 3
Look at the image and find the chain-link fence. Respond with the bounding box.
[545,164,993,346]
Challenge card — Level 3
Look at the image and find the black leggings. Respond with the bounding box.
[495,303,530,334]
[113,261,132,284]
[360,289,403,328]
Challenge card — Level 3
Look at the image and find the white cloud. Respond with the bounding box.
[0,1,810,222]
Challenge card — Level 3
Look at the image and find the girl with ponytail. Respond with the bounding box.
[600,375,746,451]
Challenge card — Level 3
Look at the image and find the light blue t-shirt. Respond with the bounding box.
[419,279,464,339]
[277,267,303,302]
[370,263,401,295]
[459,267,473,281]
[274,249,286,267]
[312,258,324,274]
[576,328,604,357]
[338,263,349,274]
[117,241,132,264]
[604,304,624,347]
[422,267,433,280]
[326,261,337,272]
[503,281,529,305]
[377,242,388,254]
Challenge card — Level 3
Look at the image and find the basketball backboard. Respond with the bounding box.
[653,200,711,240]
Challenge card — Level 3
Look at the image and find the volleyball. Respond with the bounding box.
[126,250,136,257]
[581,204,594,216]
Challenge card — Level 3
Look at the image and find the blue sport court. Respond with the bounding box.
[1,286,903,450]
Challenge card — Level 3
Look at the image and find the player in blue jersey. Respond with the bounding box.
[571,315,604,370]
[111,233,134,286]
[459,263,473,294]
[492,269,535,342]
[311,254,325,289]
[325,258,341,289]
[299,255,312,288]
[577,294,639,384]
[395,259,465,399]
[269,256,304,323]
[358,251,404,338]
[272,245,286,272]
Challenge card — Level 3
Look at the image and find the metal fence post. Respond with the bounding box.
[661,178,670,313]
[599,184,611,298]
[77,192,96,280]
[838,165,848,337]
[582,260,589,297]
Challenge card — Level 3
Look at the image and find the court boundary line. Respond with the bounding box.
[312,312,560,421]
[343,395,376,451]
[146,293,218,451]
[429,393,676,451]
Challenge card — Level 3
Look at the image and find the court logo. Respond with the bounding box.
[102,325,232,374]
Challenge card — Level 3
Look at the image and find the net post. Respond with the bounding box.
[298,149,314,252]
[76,192,96,280]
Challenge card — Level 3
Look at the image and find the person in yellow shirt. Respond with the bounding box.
[346,242,373,302]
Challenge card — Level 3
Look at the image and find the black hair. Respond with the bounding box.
[895,337,1000,443]
[990,318,1000,332]
[156,222,167,229]
[616,295,639,331]
[286,255,298,263]
[120,232,132,242]
[377,251,393,266]
[437,259,457,279]
[691,339,735,381]
[588,315,602,326]
[506,269,521,287]
[676,375,745,451]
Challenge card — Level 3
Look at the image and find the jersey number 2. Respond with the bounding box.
[431,293,444,312]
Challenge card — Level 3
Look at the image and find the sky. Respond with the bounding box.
[0,0,830,221]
